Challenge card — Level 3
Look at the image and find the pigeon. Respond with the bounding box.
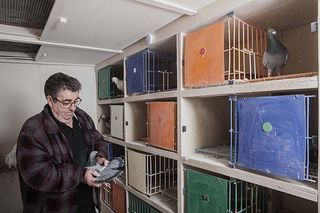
[98,114,111,131]
[263,27,289,77]
[86,151,124,183]
[5,143,17,168]
[111,77,124,92]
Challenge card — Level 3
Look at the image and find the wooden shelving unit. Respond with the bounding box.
[96,1,319,212]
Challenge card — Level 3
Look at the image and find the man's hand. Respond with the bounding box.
[84,169,101,187]
[96,156,109,166]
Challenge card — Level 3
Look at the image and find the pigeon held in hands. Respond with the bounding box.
[86,151,124,183]
[263,27,289,77]
[111,77,124,92]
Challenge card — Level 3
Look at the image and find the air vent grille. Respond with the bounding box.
[0,41,40,53]
[0,0,55,29]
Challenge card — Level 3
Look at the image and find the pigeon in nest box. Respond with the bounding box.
[111,77,124,92]
[263,27,289,77]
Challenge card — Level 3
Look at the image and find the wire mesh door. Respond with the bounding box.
[143,50,177,93]
[224,15,267,81]
[146,155,177,197]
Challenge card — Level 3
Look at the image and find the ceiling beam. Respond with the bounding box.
[133,0,197,15]
[0,32,123,54]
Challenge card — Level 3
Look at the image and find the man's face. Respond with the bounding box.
[48,89,80,124]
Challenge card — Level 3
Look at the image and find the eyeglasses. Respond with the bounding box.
[53,97,82,109]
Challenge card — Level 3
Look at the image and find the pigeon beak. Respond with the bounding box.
[272,31,277,35]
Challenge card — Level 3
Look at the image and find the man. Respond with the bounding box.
[17,72,108,213]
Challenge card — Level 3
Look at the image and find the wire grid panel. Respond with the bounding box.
[146,155,177,196]
[227,179,264,213]
[101,184,112,207]
[144,50,177,92]
[224,16,267,81]
[126,49,176,95]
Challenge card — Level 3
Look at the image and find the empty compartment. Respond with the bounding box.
[125,101,147,143]
[110,105,124,140]
[127,149,177,198]
[230,94,318,181]
[125,37,177,95]
[98,63,124,99]
[185,168,265,213]
[129,193,159,213]
[147,101,177,151]
[181,96,230,162]
[100,181,126,213]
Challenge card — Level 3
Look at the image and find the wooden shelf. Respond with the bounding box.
[181,76,318,98]
[182,153,318,202]
[102,134,126,147]
[126,140,179,160]
[98,97,125,105]
[125,90,178,102]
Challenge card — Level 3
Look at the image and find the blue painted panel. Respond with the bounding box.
[126,51,145,94]
[236,95,307,180]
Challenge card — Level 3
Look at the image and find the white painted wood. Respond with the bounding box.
[110,105,124,139]
[181,76,318,98]
[125,102,147,142]
[182,154,318,202]
[181,96,230,156]
[127,149,147,194]
[126,90,178,102]
[126,141,179,160]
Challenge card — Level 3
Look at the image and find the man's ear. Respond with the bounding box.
[47,96,53,107]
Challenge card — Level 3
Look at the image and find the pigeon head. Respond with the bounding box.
[111,77,118,82]
[267,27,277,38]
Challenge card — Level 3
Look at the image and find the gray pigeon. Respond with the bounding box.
[263,28,289,77]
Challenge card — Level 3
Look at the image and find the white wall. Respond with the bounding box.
[0,62,97,213]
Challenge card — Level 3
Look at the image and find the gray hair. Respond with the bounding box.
[44,72,81,98]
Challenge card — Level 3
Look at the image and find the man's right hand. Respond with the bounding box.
[84,169,101,187]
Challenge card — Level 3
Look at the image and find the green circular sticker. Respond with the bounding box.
[262,122,272,133]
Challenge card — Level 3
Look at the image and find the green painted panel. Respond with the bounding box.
[98,67,109,99]
[98,66,123,99]
[129,193,159,213]
[186,169,228,213]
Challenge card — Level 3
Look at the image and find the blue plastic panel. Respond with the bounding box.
[236,95,307,180]
[126,51,145,94]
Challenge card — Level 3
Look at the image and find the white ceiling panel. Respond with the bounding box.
[36,45,116,65]
[40,0,185,50]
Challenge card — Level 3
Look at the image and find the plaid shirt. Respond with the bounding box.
[17,105,107,213]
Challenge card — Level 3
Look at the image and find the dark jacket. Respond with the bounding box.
[17,105,107,213]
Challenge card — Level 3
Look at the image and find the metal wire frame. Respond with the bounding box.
[227,179,265,213]
[224,16,267,81]
[145,154,177,197]
[143,50,177,93]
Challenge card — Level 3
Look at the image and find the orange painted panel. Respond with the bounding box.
[148,102,176,151]
[112,182,126,213]
[184,21,224,87]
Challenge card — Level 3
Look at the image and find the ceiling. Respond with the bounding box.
[0,0,317,66]
[0,0,217,65]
